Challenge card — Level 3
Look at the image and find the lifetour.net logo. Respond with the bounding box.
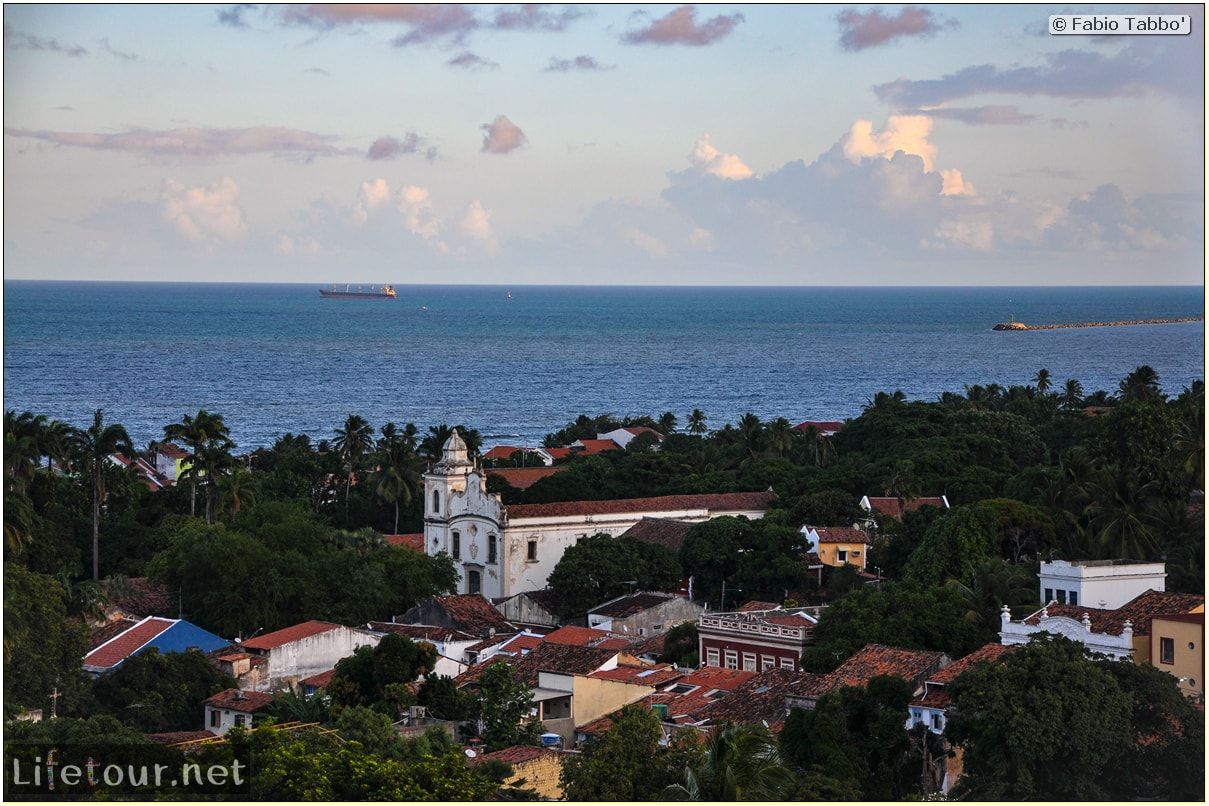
[4,743,251,799]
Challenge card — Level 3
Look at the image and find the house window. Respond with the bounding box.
[1069,591,1078,606]
[706,648,720,667]
[852,550,861,557]
[1056,589,1067,604]
[527,540,537,562]
[234,714,246,727]
[468,570,481,595]
[432,490,440,513]
[1045,588,1053,603]
[488,535,497,564]
[452,532,461,560]
[780,657,795,670]
[742,652,757,672]
[209,710,219,728]
[837,549,848,563]
[724,650,738,670]
[762,655,775,671]
[931,713,942,730]
[1160,637,1175,664]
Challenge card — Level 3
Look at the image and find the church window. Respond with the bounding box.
[488,535,497,564]
[527,540,537,562]
[468,570,481,595]
[452,532,461,560]
[432,490,440,514]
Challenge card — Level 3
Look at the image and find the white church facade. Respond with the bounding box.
[423,431,776,600]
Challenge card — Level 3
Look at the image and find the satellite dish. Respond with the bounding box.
[464,749,477,758]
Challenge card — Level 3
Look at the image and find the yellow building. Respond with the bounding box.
[1150,612,1204,703]
[803,526,871,570]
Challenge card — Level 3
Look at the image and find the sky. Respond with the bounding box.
[3,3,1205,286]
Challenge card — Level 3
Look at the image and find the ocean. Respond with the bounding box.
[3,282,1204,453]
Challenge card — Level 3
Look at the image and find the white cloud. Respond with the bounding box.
[481,115,526,155]
[460,200,499,252]
[689,134,753,179]
[352,178,392,225]
[160,177,247,242]
[842,115,937,171]
[398,186,442,239]
[940,168,975,196]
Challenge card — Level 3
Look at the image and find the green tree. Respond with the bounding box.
[946,635,1132,800]
[91,648,236,732]
[332,414,375,515]
[903,505,997,589]
[662,721,796,801]
[686,409,708,436]
[69,409,135,580]
[469,658,541,752]
[561,704,686,800]
[1032,367,1052,393]
[328,633,437,711]
[4,562,90,717]
[163,409,234,520]
[547,533,681,618]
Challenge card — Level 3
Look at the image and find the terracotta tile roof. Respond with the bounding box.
[487,467,565,490]
[484,445,523,461]
[863,496,948,518]
[693,667,818,729]
[621,517,695,553]
[910,644,1014,711]
[473,744,553,765]
[89,617,141,650]
[576,713,617,737]
[571,439,621,455]
[146,730,218,745]
[792,421,844,434]
[629,632,666,658]
[809,526,869,544]
[506,491,776,521]
[497,633,544,656]
[543,625,622,647]
[763,612,820,628]
[300,669,335,688]
[384,533,424,551]
[430,595,515,633]
[737,601,782,613]
[827,644,948,692]
[113,577,174,618]
[366,622,477,643]
[1025,590,1205,637]
[546,448,573,461]
[155,442,191,459]
[589,663,683,687]
[240,620,343,651]
[464,633,518,652]
[83,616,176,670]
[589,592,681,619]
[660,667,756,723]
[512,642,619,685]
[202,688,274,713]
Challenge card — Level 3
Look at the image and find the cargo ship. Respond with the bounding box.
[319,284,397,299]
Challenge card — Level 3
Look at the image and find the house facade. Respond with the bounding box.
[801,526,871,570]
[239,621,382,691]
[203,688,274,734]
[697,606,824,672]
[1150,612,1204,703]
[423,430,774,600]
[1038,558,1166,609]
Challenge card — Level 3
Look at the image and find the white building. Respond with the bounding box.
[239,620,382,691]
[1038,559,1165,609]
[423,430,775,600]
[999,603,1135,660]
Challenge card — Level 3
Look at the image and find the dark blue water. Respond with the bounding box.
[3,282,1203,452]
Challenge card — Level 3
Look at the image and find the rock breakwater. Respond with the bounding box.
[992,317,1202,331]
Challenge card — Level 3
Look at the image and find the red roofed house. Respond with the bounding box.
[697,605,825,673]
[384,533,425,551]
[785,643,950,712]
[587,591,704,639]
[202,688,274,734]
[860,495,949,527]
[469,745,565,799]
[802,525,872,571]
[238,620,382,691]
[423,430,776,601]
[82,616,231,675]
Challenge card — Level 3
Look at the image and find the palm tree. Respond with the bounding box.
[332,414,375,514]
[215,465,258,520]
[658,411,678,435]
[5,410,45,493]
[766,417,796,459]
[662,721,796,801]
[372,438,420,533]
[1118,365,1163,403]
[735,413,764,467]
[69,409,135,580]
[1031,368,1052,394]
[948,558,1036,633]
[1084,464,1162,560]
[687,409,708,437]
[1061,378,1084,410]
[800,424,837,468]
[883,459,920,502]
[163,410,234,517]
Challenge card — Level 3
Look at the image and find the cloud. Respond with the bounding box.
[841,115,937,171]
[216,4,259,29]
[276,4,583,47]
[875,43,1202,107]
[460,200,498,253]
[480,115,526,154]
[160,177,247,242]
[351,178,392,225]
[940,168,975,197]
[544,55,614,72]
[622,6,744,46]
[836,6,958,51]
[98,38,137,61]
[447,51,498,70]
[398,186,442,239]
[3,125,350,158]
[686,134,753,179]
[366,133,436,162]
[3,23,88,56]
[900,105,1037,125]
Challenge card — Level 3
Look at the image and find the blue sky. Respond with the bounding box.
[3,4,1204,285]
